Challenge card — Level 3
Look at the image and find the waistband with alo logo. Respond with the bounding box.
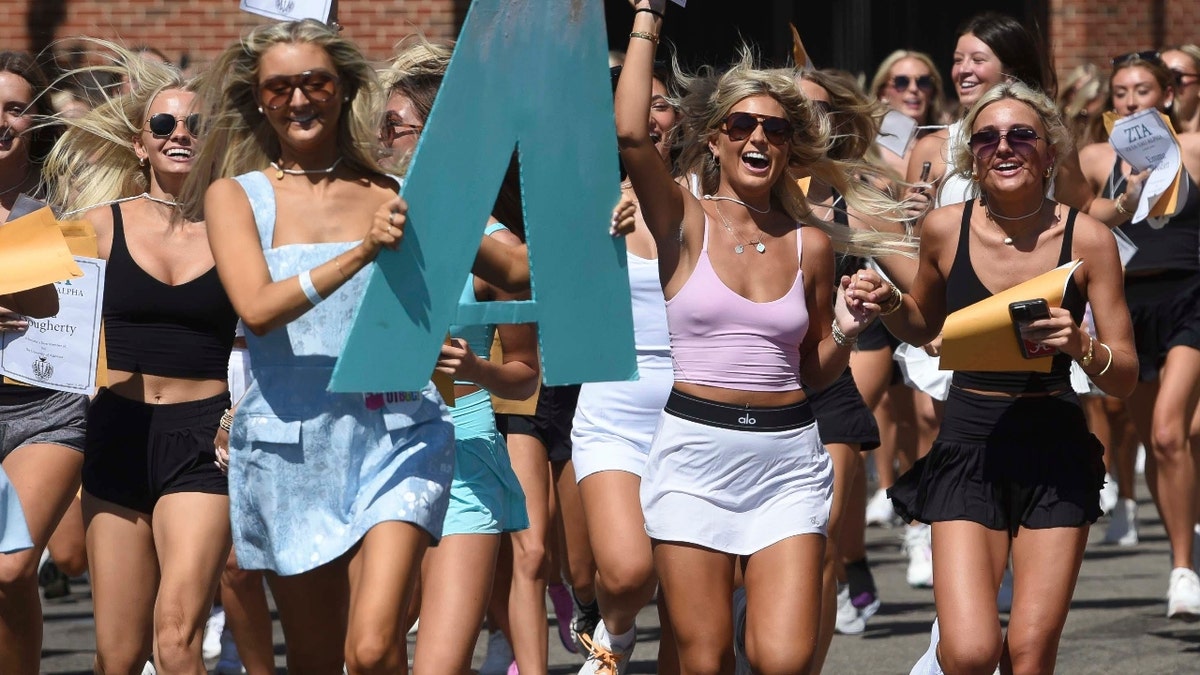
[664,389,815,432]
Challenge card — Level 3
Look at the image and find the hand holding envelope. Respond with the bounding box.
[940,260,1084,372]
[0,208,82,296]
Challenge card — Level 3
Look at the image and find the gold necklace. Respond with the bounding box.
[714,202,766,254]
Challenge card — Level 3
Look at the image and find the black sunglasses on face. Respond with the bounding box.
[891,75,935,93]
[967,126,1042,158]
[722,112,794,146]
[258,69,340,111]
[145,113,201,138]
[1173,69,1200,88]
[1112,51,1162,67]
[381,112,422,144]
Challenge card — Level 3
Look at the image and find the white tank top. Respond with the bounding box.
[627,251,670,353]
[936,120,975,208]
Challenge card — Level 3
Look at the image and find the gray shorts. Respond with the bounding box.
[0,387,88,461]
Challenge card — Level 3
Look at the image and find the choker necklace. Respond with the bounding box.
[982,197,1054,245]
[270,157,343,180]
[715,202,766,254]
[703,193,772,215]
[141,192,182,208]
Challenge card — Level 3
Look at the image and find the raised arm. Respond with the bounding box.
[205,178,398,336]
[615,0,685,246]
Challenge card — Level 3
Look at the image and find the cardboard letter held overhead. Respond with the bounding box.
[330,0,636,393]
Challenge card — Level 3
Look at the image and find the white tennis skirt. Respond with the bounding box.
[640,403,833,555]
[572,352,673,481]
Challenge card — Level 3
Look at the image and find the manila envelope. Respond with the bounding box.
[5,219,108,388]
[0,207,82,295]
[940,260,1083,373]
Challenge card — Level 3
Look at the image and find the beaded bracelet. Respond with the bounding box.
[831,320,857,348]
[1077,335,1096,368]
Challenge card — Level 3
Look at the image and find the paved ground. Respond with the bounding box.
[41,478,1200,674]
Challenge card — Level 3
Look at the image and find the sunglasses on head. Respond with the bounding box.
[145,113,201,138]
[381,112,422,144]
[967,126,1042,158]
[1112,51,1162,67]
[258,69,340,111]
[722,112,794,146]
[891,75,935,92]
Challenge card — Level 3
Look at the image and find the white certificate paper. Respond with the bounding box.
[1109,108,1183,223]
[240,0,333,22]
[876,109,918,158]
[1,256,105,395]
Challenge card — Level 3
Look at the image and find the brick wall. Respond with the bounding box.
[0,0,466,69]
[1050,0,1200,73]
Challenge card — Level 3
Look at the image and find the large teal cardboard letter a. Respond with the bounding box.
[329,0,637,392]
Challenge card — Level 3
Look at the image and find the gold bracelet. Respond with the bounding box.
[831,320,857,348]
[879,283,903,316]
[1114,194,1132,217]
[219,409,234,432]
[629,31,659,45]
[334,254,350,282]
[1077,335,1096,368]
[1095,342,1114,376]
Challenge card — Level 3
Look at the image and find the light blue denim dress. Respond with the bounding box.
[442,222,528,536]
[0,465,31,553]
[227,171,454,576]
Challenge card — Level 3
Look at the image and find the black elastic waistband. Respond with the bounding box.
[664,389,815,432]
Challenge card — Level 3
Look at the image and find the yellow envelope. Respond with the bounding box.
[0,207,82,296]
[940,260,1083,373]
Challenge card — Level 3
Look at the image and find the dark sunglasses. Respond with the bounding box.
[1112,51,1162,67]
[145,113,201,138]
[258,69,340,111]
[722,112,794,146]
[1173,69,1200,88]
[381,112,422,144]
[968,126,1042,158]
[891,75,935,92]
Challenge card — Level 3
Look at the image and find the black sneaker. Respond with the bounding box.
[38,560,72,601]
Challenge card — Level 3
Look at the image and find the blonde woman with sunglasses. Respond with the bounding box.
[42,45,237,674]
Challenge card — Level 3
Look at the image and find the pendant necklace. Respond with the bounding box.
[270,157,343,180]
[702,192,772,214]
[714,202,766,254]
[983,196,1048,245]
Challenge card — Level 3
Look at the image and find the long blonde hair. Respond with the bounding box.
[674,48,912,258]
[41,39,192,217]
[181,19,386,219]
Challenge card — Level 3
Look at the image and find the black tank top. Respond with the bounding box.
[945,200,1085,393]
[1102,156,1200,274]
[102,204,237,379]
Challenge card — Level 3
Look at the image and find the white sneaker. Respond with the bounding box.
[996,567,1013,613]
[1103,498,1139,546]
[1098,474,1119,515]
[1166,567,1200,619]
[203,606,225,667]
[865,488,897,527]
[1192,524,1200,575]
[908,617,942,675]
[835,584,866,635]
[732,587,751,675]
[904,524,934,588]
[578,620,634,675]
[479,631,515,675]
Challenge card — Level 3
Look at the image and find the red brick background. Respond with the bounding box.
[1049,0,1200,72]
[0,0,467,69]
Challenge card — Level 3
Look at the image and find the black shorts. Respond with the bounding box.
[1125,271,1200,382]
[851,322,904,386]
[504,384,580,463]
[83,389,229,515]
[807,369,880,450]
[888,387,1104,534]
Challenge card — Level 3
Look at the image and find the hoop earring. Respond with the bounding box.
[1044,167,1052,179]
[970,172,979,182]
[138,156,146,167]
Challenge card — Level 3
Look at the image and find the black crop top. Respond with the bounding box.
[945,200,1086,393]
[1103,156,1200,274]
[102,204,237,379]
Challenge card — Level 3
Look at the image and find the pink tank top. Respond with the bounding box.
[666,215,810,391]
